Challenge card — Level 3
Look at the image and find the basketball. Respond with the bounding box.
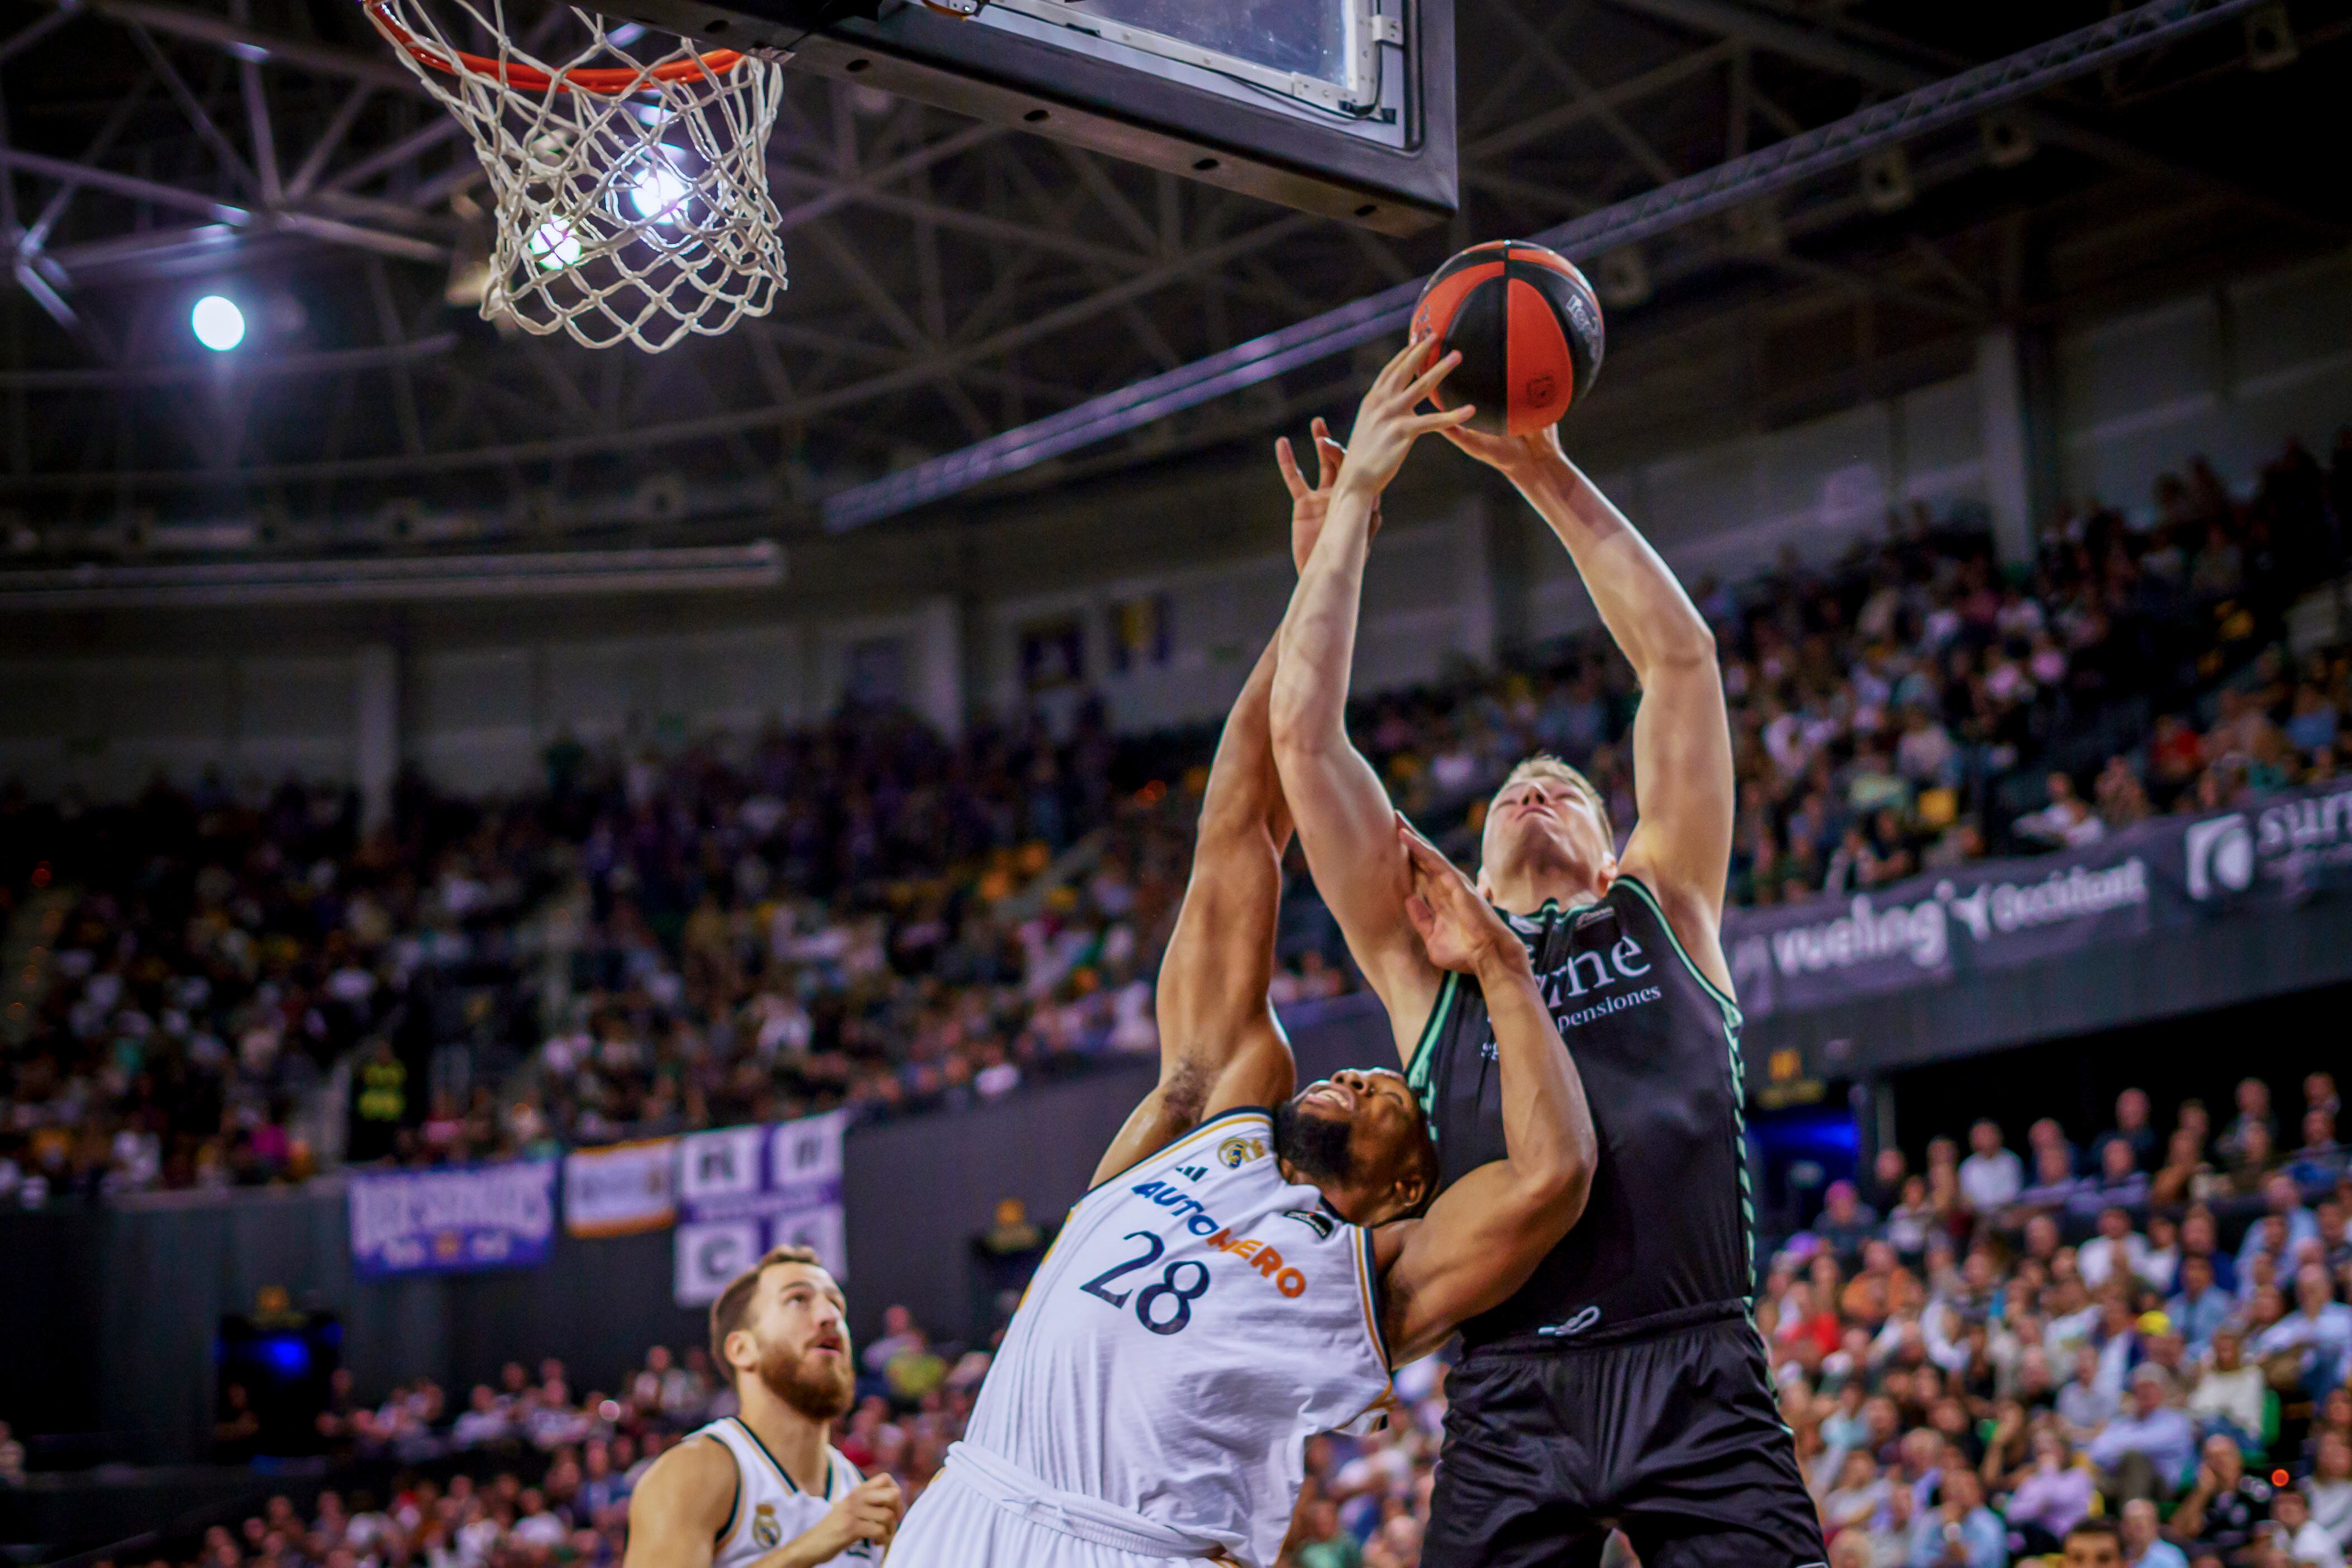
[1410,239,1606,437]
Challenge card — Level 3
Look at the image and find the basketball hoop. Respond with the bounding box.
[363,0,788,351]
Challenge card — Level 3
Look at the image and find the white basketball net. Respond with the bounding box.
[364,0,788,352]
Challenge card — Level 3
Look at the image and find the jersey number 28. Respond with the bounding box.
[1079,1230,1212,1335]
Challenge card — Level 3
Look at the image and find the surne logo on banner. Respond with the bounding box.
[672,1111,849,1307]
[2187,783,2352,900]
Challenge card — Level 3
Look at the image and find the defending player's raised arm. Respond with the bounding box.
[1089,453,1357,1188]
[1268,339,1476,1059]
[1444,422,1734,989]
[1375,819,1596,1365]
[1091,636,1294,1187]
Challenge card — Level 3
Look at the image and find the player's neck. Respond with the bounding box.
[732,1380,832,1494]
[1484,857,1605,919]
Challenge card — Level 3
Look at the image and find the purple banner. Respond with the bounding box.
[347,1158,558,1278]
[1723,779,2352,1019]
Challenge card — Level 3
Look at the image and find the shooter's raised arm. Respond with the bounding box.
[1442,421,1736,993]
[1267,337,1475,1059]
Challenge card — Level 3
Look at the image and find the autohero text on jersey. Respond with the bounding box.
[1077,1177,1313,1338]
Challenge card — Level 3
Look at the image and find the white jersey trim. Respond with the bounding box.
[698,1416,859,1556]
[1080,1103,1280,1199]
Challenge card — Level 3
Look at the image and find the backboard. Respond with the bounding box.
[596,0,1457,234]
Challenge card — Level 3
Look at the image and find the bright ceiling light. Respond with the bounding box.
[191,294,245,352]
[529,220,583,270]
[625,159,691,224]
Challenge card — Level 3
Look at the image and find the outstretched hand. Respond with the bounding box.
[1334,334,1477,506]
[1274,416,1380,571]
[1440,418,1568,486]
[1396,814,1526,978]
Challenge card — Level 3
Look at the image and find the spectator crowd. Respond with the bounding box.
[1756,1070,2352,1568]
[0,430,2348,1211]
[55,1067,2352,1568]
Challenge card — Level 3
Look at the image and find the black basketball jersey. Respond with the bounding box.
[1404,875,1753,1349]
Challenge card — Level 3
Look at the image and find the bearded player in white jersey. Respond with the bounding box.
[885,360,1598,1568]
[625,1246,903,1568]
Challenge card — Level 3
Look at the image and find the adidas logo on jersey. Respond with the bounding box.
[1175,1165,1208,1184]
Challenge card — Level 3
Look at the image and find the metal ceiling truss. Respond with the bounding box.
[820,0,2275,530]
[0,0,2329,546]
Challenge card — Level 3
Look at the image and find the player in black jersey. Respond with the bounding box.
[1265,335,1826,1568]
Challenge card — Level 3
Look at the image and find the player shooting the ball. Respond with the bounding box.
[1268,319,1827,1567]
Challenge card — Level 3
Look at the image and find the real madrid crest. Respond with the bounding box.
[751,1502,782,1549]
[1216,1135,1267,1169]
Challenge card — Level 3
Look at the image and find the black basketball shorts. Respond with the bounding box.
[1422,1308,1827,1568]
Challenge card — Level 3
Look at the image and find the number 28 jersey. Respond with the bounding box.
[963,1108,1393,1567]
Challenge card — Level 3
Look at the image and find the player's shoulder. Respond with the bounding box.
[632,1425,740,1521]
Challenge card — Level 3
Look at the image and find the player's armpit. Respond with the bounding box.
[621,1436,735,1568]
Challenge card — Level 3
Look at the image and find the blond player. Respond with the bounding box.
[625,1247,901,1568]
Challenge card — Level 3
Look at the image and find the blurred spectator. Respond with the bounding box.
[1905,1465,2006,1568]
[2088,1367,2197,1503]
[1961,1122,2026,1214]
[2121,1498,2191,1568]
[2172,1435,2269,1559]
[2016,773,2106,849]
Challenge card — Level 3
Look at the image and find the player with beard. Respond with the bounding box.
[623,1246,900,1568]
[885,385,1597,1568]
[1267,335,1825,1566]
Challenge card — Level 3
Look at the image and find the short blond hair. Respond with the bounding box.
[1493,754,1613,847]
[709,1245,827,1369]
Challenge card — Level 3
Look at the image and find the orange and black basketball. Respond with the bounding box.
[1410,239,1604,437]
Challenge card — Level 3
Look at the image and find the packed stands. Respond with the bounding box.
[1,433,2348,1201]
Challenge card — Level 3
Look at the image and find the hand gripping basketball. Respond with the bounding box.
[1333,336,1477,506]
[1411,239,1605,437]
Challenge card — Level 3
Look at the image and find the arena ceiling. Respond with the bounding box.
[0,0,2344,561]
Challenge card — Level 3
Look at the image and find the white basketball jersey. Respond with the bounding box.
[694,1416,873,1568]
[963,1108,1393,1567]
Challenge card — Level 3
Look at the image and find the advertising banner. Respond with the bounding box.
[563,1138,679,1238]
[1723,780,2352,1020]
[348,1158,558,1278]
[673,1111,848,1306]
